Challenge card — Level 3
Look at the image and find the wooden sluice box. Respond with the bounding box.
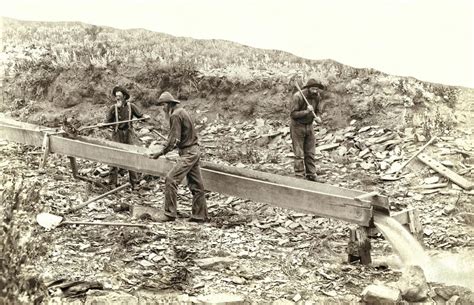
[0,118,422,264]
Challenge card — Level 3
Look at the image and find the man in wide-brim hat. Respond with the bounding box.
[289,79,325,181]
[105,85,149,189]
[148,91,208,223]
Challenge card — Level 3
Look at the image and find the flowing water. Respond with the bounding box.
[374,214,474,290]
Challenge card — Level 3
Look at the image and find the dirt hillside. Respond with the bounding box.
[0,16,464,133]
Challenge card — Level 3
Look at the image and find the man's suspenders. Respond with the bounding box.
[114,103,133,132]
[114,105,119,132]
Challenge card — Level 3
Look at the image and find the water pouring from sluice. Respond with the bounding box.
[374,214,474,290]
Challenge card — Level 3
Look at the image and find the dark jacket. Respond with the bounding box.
[290,89,321,125]
[162,105,198,154]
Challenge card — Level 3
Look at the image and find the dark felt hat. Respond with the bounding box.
[302,79,325,90]
[112,86,130,100]
[156,92,181,105]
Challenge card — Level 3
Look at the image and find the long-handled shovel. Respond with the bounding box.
[66,183,131,214]
[79,117,149,132]
[36,212,148,230]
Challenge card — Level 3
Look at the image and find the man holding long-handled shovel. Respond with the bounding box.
[290,79,325,181]
[105,85,150,189]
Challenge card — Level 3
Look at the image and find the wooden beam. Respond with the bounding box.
[417,153,474,190]
[0,121,379,226]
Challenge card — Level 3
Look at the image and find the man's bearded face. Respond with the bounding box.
[308,87,319,98]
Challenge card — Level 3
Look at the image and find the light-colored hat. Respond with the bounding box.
[156,92,180,105]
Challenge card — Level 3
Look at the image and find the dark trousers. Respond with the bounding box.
[109,129,138,186]
[164,145,208,220]
[290,122,316,179]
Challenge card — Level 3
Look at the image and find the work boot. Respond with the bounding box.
[306,174,317,182]
[188,217,209,223]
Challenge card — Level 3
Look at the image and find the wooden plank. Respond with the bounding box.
[202,161,381,201]
[0,121,375,226]
[389,210,410,225]
[52,135,373,225]
[204,169,372,225]
[0,123,44,147]
[417,153,474,190]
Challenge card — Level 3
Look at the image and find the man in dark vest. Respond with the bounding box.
[105,85,148,188]
[148,92,208,223]
[290,79,325,181]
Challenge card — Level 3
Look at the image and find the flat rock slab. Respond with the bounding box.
[194,257,235,269]
[132,205,161,221]
[361,284,401,304]
[195,293,245,305]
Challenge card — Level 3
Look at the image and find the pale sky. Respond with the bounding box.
[2,0,474,88]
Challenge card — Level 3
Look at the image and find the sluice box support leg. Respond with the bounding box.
[347,226,372,265]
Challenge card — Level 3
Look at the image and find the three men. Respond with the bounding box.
[148,92,208,223]
[290,79,324,181]
[105,86,148,188]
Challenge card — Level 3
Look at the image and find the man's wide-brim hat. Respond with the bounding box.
[156,92,180,105]
[302,79,325,90]
[112,86,130,100]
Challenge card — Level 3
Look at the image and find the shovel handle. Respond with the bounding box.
[61,220,148,228]
[80,117,149,131]
[67,183,131,213]
[395,136,437,176]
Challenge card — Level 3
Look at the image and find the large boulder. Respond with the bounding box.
[397,265,429,302]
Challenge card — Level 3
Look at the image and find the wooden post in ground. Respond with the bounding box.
[67,156,106,188]
[347,226,372,265]
[40,134,51,168]
[68,156,79,177]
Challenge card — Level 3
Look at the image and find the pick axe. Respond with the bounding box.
[295,82,322,124]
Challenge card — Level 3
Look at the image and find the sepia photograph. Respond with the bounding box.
[1,0,473,304]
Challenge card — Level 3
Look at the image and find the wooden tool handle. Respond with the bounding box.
[395,136,437,176]
[61,220,148,228]
[80,117,149,131]
[67,183,131,213]
[295,82,318,119]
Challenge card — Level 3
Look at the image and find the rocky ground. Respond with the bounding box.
[1,86,473,304]
[1,18,473,303]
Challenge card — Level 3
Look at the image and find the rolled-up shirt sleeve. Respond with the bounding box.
[131,104,143,118]
[161,116,181,155]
